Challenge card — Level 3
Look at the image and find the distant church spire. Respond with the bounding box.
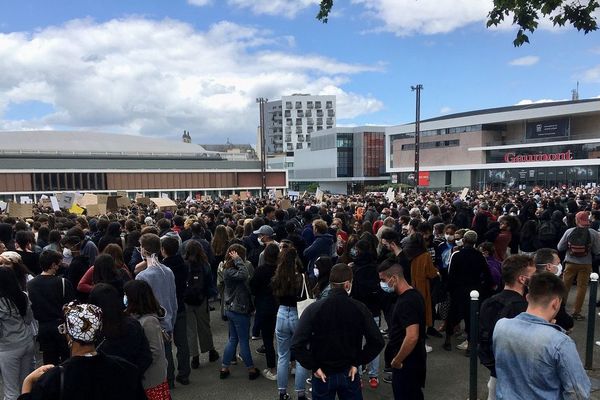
[182,130,191,143]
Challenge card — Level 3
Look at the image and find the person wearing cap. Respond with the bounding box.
[19,302,146,400]
[444,230,494,352]
[557,210,600,320]
[292,263,384,400]
[255,225,278,267]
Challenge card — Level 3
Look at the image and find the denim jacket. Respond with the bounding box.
[493,312,590,400]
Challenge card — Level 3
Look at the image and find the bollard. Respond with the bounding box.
[469,290,480,400]
[585,273,599,370]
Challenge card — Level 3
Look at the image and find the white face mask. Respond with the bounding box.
[445,234,455,242]
[314,268,320,278]
[455,239,464,247]
[554,263,563,277]
[63,248,72,258]
[346,283,352,296]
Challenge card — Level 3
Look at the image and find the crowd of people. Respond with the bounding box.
[0,185,597,399]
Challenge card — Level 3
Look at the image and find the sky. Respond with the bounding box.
[0,0,599,145]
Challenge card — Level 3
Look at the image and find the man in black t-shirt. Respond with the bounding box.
[378,259,426,400]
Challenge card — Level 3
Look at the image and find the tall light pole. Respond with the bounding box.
[256,97,268,194]
[411,84,423,193]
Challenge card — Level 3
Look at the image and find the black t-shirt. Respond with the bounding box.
[17,250,40,275]
[385,288,426,373]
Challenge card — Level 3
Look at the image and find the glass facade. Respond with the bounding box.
[337,133,354,178]
[475,166,598,190]
[32,173,107,191]
[364,132,385,177]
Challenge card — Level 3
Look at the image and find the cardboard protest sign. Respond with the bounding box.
[7,203,33,219]
[202,195,212,202]
[106,196,120,212]
[268,189,275,200]
[288,190,300,201]
[85,203,107,216]
[78,193,98,207]
[56,192,77,209]
[280,199,292,210]
[136,197,152,206]
[68,204,85,215]
[275,190,283,199]
[150,197,177,210]
[96,194,109,205]
[315,188,324,202]
[50,196,60,212]
[460,188,469,201]
[229,194,240,202]
[117,191,128,198]
[117,196,130,208]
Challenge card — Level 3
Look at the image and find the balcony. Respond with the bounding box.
[285,102,292,109]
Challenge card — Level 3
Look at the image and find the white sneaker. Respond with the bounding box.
[456,340,469,351]
[425,344,433,353]
[262,368,277,381]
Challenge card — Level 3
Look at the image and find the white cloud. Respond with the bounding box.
[581,65,600,83]
[439,106,452,114]
[187,0,212,6]
[509,56,540,66]
[351,0,492,36]
[0,18,383,142]
[188,0,319,18]
[515,98,567,106]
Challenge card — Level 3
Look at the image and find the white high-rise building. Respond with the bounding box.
[264,94,336,158]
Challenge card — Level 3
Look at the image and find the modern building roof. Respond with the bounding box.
[0,130,218,158]
[420,98,600,123]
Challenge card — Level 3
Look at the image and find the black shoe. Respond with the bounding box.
[191,356,200,369]
[176,376,190,385]
[249,368,261,380]
[255,345,266,355]
[427,327,443,338]
[209,349,220,362]
[220,369,230,380]
[383,367,392,374]
[279,394,291,400]
[442,342,452,351]
[382,375,392,384]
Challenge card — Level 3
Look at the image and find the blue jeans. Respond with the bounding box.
[362,316,380,378]
[222,311,254,368]
[312,369,363,400]
[276,306,308,393]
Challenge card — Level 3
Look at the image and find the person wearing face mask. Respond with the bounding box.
[376,259,427,399]
[477,255,535,400]
[493,273,590,400]
[27,250,75,366]
[303,220,335,279]
[291,263,384,400]
[533,248,573,332]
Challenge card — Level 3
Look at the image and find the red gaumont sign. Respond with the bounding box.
[504,150,573,163]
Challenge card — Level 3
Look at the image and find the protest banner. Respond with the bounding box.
[7,203,33,219]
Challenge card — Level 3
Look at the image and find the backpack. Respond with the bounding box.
[537,221,556,243]
[478,294,524,370]
[567,227,591,258]
[183,265,206,306]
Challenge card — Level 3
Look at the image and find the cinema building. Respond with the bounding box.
[386,98,600,190]
[0,131,287,201]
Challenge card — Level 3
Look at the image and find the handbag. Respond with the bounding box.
[296,273,315,318]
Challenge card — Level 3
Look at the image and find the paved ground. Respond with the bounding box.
[2,286,600,399]
[172,287,600,400]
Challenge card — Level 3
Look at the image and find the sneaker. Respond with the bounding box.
[279,394,291,400]
[369,377,379,389]
[425,344,433,353]
[209,349,220,362]
[262,368,277,381]
[175,376,190,385]
[251,335,261,340]
[382,375,392,384]
[256,345,266,355]
[572,313,586,321]
[306,378,312,385]
[456,340,469,351]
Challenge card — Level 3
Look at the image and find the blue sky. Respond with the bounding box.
[0,0,598,144]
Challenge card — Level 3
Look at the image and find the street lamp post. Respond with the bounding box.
[256,97,268,194]
[411,84,423,193]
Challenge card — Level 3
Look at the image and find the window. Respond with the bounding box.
[315,101,322,109]
[297,110,304,118]
[295,101,302,109]
[326,101,333,109]
[296,143,303,149]
[306,101,313,109]
[285,102,292,109]
[296,118,302,125]
[31,172,107,191]
[284,110,291,117]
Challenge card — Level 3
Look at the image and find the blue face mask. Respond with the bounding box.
[123,295,128,307]
[380,280,395,293]
[350,248,358,258]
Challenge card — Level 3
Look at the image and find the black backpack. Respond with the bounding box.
[183,265,206,306]
[537,221,556,243]
[478,294,524,370]
[567,227,591,258]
